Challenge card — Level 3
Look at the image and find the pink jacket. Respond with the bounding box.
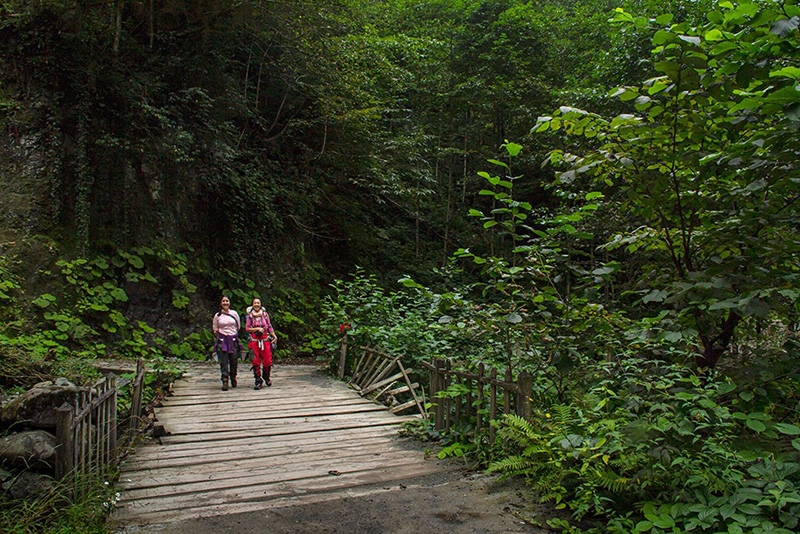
[213,311,240,336]
[246,310,274,338]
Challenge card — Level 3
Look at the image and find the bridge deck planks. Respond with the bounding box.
[111,364,447,526]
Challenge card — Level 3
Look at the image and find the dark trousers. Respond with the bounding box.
[217,350,238,379]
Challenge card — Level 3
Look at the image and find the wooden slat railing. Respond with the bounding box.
[337,336,534,440]
[422,359,532,442]
[55,358,146,495]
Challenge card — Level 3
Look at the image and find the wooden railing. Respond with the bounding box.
[128,358,146,441]
[337,337,533,439]
[348,345,426,417]
[422,359,532,442]
[54,358,146,493]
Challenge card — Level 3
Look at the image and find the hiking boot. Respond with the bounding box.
[264,365,272,387]
[254,377,263,390]
[222,378,229,391]
[230,376,237,388]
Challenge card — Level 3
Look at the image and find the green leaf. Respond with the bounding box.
[32,294,56,308]
[110,288,128,302]
[655,14,674,25]
[771,66,800,80]
[643,289,668,303]
[504,142,522,157]
[775,423,800,436]
[399,277,424,288]
[746,419,767,432]
[709,300,737,310]
[487,158,509,169]
[128,255,145,269]
[652,516,675,529]
[653,30,676,45]
[506,312,522,324]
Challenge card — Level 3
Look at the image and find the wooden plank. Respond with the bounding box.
[121,437,401,473]
[123,425,402,460]
[160,408,405,435]
[156,401,386,424]
[397,360,425,417]
[119,447,429,490]
[117,457,442,508]
[360,371,405,396]
[360,355,398,391]
[158,416,413,445]
[390,399,419,413]
[385,383,419,396]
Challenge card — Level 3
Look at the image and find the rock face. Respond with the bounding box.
[1,382,86,428]
[0,430,57,470]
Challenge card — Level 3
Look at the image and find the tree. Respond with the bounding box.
[535,1,800,369]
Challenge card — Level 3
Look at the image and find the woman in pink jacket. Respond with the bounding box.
[212,295,241,391]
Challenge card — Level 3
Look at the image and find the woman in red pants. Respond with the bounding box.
[246,297,276,390]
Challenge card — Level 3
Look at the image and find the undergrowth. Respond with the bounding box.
[0,471,118,534]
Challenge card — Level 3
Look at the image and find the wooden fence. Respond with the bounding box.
[54,359,146,492]
[337,337,532,439]
[422,359,532,442]
[348,345,426,417]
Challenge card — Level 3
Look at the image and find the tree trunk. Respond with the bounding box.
[696,310,741,369]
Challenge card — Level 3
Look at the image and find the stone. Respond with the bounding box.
[2,470,54,499]
[0,384,87,428]
[0,430,57,470]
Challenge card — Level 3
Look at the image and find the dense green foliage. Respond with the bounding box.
[0,0,799,532]
[320,1,800,532]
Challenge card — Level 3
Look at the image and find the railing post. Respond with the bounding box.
[489,368,498,443]
[55,402,74,480]
[108,374,118,466]
[516,371,533,420]
[338,335,348,379]
[432,358,447,430]
[443,360,452,432]
[129,358,145,442]
[475,363,484,433]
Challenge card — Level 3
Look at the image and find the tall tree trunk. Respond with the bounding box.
[149,0,154,49]
[113,0,125,54]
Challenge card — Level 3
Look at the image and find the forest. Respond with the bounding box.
[0,0,799,532]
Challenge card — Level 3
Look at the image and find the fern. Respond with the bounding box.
[593,467,632,493]
[486,455,538,478]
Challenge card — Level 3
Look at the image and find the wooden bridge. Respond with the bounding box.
[111,363,448,526]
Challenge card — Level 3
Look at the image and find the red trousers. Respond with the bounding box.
[249,336,272,375]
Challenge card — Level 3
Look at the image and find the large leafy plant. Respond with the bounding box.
[489,356,800,533]
[535,1,800,370]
